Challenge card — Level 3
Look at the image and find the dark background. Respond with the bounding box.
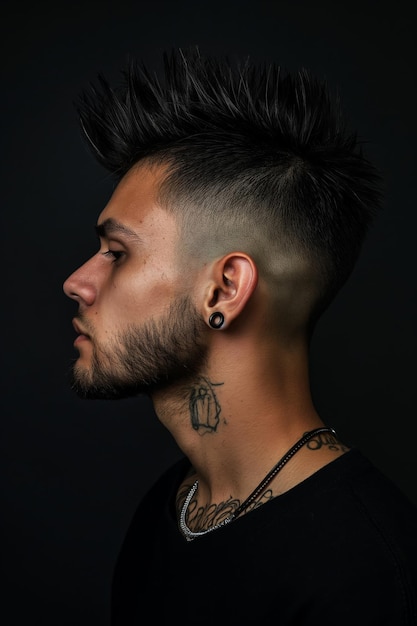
[1,1,416,624]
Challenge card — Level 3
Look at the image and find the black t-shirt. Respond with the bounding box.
[111,449,417,625]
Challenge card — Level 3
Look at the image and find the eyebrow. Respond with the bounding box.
[95,218,143,243]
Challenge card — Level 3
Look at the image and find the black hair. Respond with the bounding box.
[76,47,383,325]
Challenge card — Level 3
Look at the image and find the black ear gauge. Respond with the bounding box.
[208,312,225,329]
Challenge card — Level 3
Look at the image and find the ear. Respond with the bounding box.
[202,253,258,329]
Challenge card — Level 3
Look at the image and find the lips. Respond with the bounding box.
[72,318,90,338]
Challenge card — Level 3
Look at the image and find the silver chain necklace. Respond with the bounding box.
[179,426,337,542]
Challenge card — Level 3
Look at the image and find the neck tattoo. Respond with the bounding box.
[179,426,337,542]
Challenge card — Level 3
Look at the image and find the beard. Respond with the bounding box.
[70,295,208,400]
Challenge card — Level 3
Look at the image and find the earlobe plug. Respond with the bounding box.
[209,312,225,329]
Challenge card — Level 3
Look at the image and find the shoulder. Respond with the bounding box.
[224,449,417,623]
[270,449,417,619]
[280,448,417,556]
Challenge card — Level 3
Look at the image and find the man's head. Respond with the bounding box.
[65,47,382,399]
[77,48,382,323]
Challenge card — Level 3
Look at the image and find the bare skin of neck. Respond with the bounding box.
[152,325,349,535]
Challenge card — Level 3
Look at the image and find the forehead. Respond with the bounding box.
[97,163,178,242]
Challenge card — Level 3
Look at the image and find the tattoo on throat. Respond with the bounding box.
[176,483,273,532]
[189,377,224,433]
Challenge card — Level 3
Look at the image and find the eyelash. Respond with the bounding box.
[103,250,124,262]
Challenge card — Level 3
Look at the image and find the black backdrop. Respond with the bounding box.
[1,1,416,624]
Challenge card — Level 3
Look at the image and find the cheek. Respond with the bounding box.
[100,268,180,326]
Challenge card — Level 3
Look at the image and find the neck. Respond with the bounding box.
[151,340,335,503]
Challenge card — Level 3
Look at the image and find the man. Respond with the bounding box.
[63,48,417,624]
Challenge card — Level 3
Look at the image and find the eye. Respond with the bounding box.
[102,249,124,263]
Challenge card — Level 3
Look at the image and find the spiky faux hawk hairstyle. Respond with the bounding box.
[76,46,383,325]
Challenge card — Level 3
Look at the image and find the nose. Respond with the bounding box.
[63,257,97,306]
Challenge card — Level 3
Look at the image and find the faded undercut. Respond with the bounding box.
[76,47,382,331]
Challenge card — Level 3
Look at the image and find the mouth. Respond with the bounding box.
[72,318,91,342]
